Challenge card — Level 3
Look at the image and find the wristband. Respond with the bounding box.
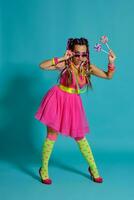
[108,63,115,72]
[52,57,59,65]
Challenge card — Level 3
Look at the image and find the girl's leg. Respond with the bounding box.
[75,136,100,178]
[40,126,58,180]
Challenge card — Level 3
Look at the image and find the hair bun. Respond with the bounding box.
[66,38,74,50]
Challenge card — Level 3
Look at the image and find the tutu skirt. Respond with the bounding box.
[34,85,90,138]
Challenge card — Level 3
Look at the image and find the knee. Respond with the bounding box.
[74,136,85,141]
[46,126,58,141]
[47,132,58,141]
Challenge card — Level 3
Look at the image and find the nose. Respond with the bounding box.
[78,55,83,59]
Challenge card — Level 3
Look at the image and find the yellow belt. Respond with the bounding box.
[58,84,80,94]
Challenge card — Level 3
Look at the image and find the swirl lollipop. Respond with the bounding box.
[94,43,109,54]
[100,35,110,50]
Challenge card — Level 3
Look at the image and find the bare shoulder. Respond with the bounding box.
[88,63,95,73]
[89,63,96,69]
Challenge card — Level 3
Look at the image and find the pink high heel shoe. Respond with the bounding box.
[88,166,103,183]
[39,167,52,185]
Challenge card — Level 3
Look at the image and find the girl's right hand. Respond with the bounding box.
[108,49,116,63]
[63,50,75,61]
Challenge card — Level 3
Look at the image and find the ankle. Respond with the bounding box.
[47,134,57,141]
[89,166,100,178]
[40,167,49,179]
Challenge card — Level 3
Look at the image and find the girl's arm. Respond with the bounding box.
[39,57,65,70]
[39,50,74,70]
[90,49,116,79]
[90,64,115,79]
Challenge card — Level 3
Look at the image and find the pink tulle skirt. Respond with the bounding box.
[34,85,90,138]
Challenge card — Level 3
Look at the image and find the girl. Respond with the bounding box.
[35,37,116,185]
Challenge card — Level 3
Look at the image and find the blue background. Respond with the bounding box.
[1,0,134,199]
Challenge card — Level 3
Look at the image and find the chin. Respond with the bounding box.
[77,60,81,64]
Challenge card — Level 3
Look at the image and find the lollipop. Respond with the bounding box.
[100,35,110,50]
[94,43,109,54]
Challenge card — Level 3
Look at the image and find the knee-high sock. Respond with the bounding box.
[40,137,56,179]
[75,137,100,178]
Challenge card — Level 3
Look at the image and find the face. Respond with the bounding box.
[71,45,88,66]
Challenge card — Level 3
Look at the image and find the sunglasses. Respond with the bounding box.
[73,51,88,57]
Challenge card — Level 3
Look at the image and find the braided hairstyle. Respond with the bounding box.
[57,37,93,91]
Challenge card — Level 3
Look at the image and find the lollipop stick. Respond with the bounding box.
[101,49,109,54]
[106,43,110,50]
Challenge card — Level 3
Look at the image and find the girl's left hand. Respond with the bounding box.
[108,49,116,63]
